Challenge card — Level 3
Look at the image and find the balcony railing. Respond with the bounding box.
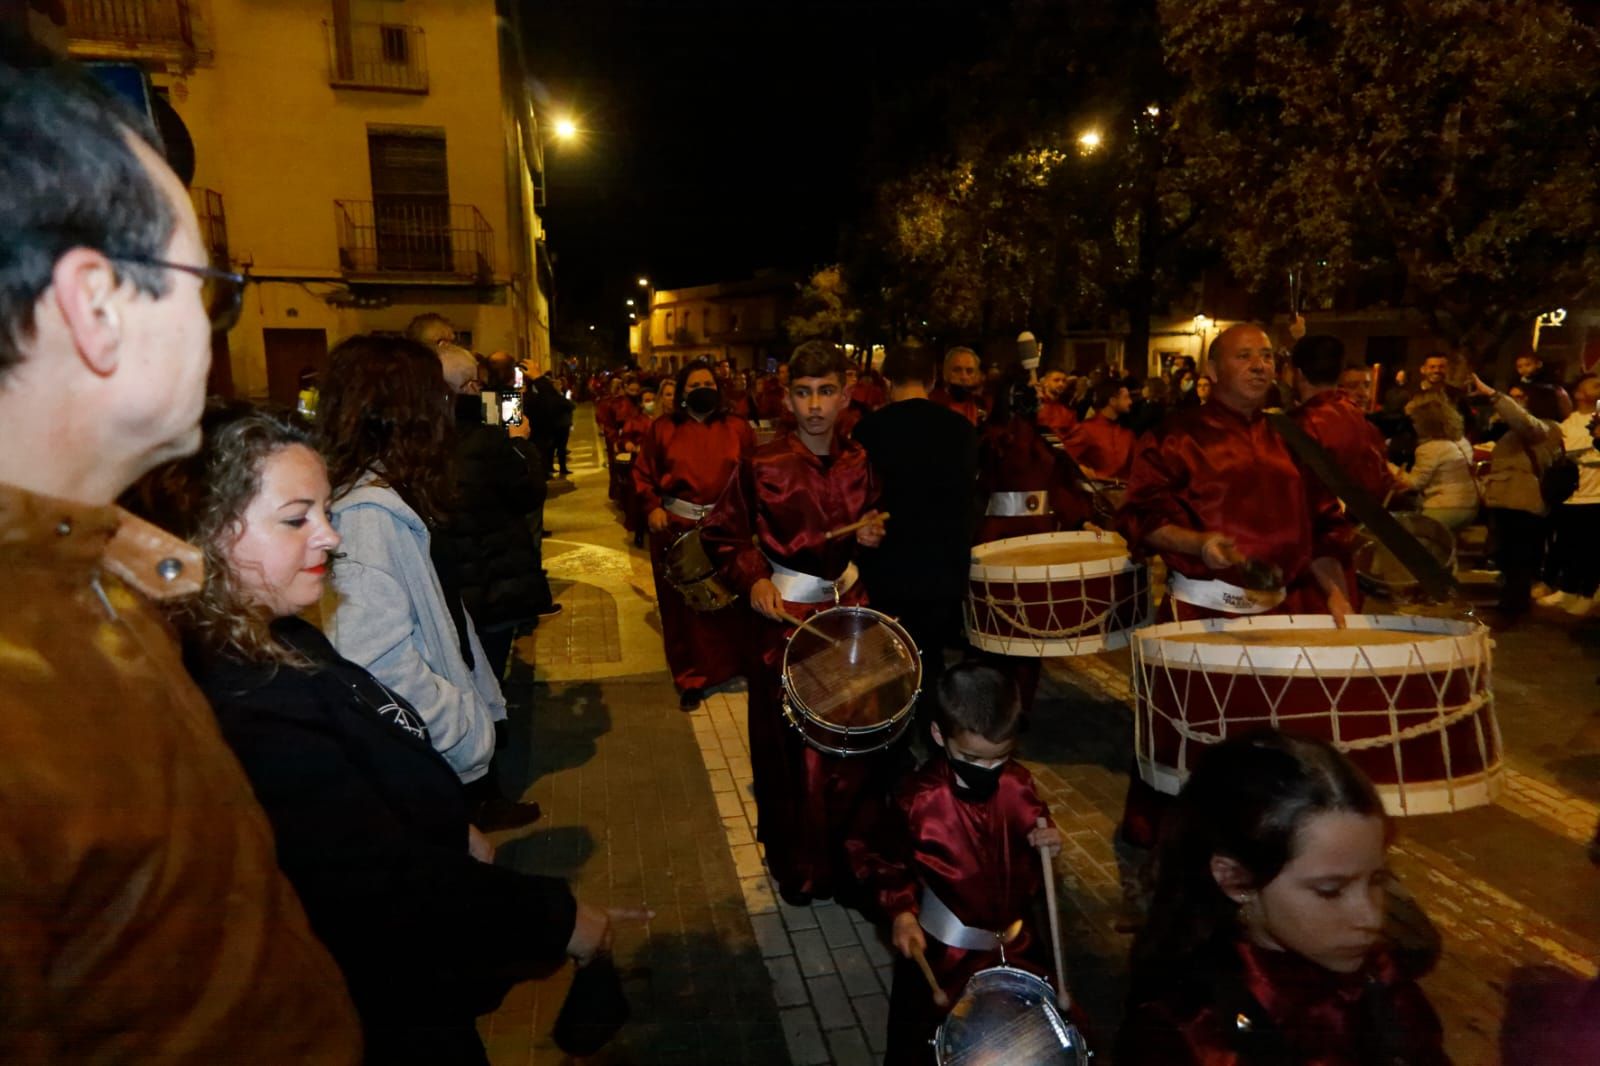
[335,200,493,282]
[191,187,228,266]
[65,0,193,60]
[325,20,428,93]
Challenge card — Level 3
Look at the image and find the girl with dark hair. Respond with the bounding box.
[135,405,639,1064]
[1118,731,1448,1065]
[633,358,756,709]
[316,335,503,796]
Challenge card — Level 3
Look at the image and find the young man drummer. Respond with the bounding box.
[700,340,887,906]
[632,360,756,710]
[855,663,1070,1064]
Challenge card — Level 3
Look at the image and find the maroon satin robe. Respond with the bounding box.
[975,419,1094,545]
[1063,415,1136,481]
[857,757,1057,1063]
[928,385,988,427]
[632,413,756,693]
[1118,940,1449,1066]
[1036,398,1079,440]
[754,377,788,421]
[1118,401,1353,619]
[615,404,654,523]
[1291,390,1399,505]
[699,430,886,900]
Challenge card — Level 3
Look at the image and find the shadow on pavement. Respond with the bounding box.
[497,825,597,883]
[497,676,614,790]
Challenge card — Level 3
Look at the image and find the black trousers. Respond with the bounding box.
[1549,502,1600,597]
[1488,507,1550,612]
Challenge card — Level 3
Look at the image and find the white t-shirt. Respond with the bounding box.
[1561,409,1600,505]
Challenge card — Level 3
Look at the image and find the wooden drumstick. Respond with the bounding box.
[824,511,890,541]
[911,944,950,1009]
[775,609,842,648]
[1037,816,1071,1012]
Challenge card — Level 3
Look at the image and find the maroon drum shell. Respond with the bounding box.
[966,567,1149,649]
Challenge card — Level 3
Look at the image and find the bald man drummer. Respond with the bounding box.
[1116,322,1355,846]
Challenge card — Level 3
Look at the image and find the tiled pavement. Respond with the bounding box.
[482,404,1600,1064]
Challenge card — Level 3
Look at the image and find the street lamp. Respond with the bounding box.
[637,277,650,288]
[1077,128,1103,153]
[625,298,635,307]
[552,116,579,142]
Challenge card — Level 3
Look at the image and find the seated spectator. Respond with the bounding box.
[1474,376,1570,616]
[1396,394,1479,530]
[1118,732,1447,1065]
[137,406,640,1063]
[316,335,522,827]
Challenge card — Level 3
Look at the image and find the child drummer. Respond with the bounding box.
[700,340,888,907]
[856,661,1071,1064]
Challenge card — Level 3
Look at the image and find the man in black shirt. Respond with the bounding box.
[855,345,980,688]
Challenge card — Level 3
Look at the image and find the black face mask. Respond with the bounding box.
[685,387,719,417]
[949,757,1004,803]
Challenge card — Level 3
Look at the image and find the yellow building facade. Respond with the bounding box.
[633,274,796,374]
[60,0,553,403]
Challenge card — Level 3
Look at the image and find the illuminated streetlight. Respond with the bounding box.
[637,277,650,288]
[553,116,579,141]
[1145,104,1161,117]
[625,298,635,307]
[1077,128,1103,152]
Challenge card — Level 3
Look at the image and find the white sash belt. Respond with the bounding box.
[765,557,858,604]
[1168,571,1286,614]
[662,496,712,521]
[985,490,1052,517]
[918,886,1010,952]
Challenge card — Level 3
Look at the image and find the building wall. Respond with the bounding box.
[139,0,545,398]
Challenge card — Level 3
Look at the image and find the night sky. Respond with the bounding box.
[521,0,996,349]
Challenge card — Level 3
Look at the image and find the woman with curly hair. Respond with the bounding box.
[131,405,640,1064]
[1398,394,1480,531]
[315,334,506,804]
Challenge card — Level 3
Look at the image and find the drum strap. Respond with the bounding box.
[985,490,1052,517]
[1168,572,1286,614]
[662,496,713,521]
[765,557,858,604]
[918,885,1009,952]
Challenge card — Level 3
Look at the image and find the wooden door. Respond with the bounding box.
[263,328,329,408]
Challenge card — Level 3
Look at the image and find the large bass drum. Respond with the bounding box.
[1131,614,1501,816]
[780,606,920,756]
[933,966,1090,1065]
[965,531,1151,657]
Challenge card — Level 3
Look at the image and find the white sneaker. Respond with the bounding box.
[1538,589,1576,607]
[1564,596,1595,617]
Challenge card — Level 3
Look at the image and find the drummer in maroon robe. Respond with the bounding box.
[700,340,887,906]
[975,366,1093,546]
[634,361,756,710]
[1062,379,1137,481]
[929,346,988,427]
[1116,322,1355,846]
[856,663,1067,1064]
[1035,366,1079,440]
[1289,334,1399,505]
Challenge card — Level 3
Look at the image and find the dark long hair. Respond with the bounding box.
[317,334,456,526]
[1130,731,1387,999]
[125,403,317,665]
[671,357,722,423]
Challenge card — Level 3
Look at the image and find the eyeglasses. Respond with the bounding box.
[112,256,248,334]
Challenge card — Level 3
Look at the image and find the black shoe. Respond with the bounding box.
[536,602,564,618]
[559,469,572,477]
[778,885,813,908]
[472,796,542,831]
[679,688,703,711]
[541,529,553,538]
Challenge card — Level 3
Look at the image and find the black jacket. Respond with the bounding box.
[444,399,551,629]
[186,618,576,1063]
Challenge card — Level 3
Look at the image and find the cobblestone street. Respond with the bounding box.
[478,406,1600,1065]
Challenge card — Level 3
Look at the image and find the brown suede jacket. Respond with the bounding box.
[0,483,361,1063]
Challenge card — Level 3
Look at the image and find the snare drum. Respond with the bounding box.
[966,531,1151,657]
[664,529,736,612]
[1355,512,1457,601]
[1132,614,1502,816]
[933,966,1090,1066]
[780,606,920,756]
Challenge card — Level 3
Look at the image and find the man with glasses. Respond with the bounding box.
[0,42,359,1060]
